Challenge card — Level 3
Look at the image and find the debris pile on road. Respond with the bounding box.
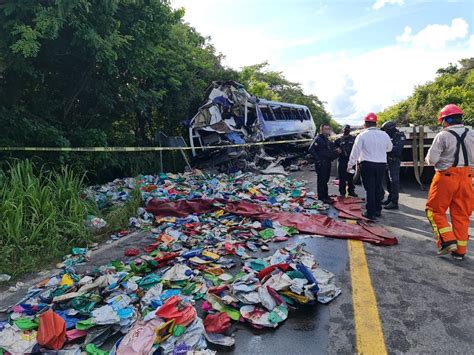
[0,170,397,354]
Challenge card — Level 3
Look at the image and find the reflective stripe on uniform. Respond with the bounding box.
[457,240,468,246]
[426,209,440,237]
[439,226,453,234]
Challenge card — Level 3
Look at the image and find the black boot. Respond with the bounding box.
[381,199,390,206]
[362,211,376,221]
[384,202,399,210]
[451,252,465,261]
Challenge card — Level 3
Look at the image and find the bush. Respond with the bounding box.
[0,160,96,277]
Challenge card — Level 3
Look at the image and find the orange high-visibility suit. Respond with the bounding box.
[425,125,474,256]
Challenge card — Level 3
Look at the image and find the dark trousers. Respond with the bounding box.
[338,159,355,196]
[360,161,386,216]
[385,158,401,204]
[316,160,331,200]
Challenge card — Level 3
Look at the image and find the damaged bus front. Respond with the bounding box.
[187,81,316,171]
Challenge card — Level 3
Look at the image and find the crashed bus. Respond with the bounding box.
[186,81,316,171]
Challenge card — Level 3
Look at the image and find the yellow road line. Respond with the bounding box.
[349,240,387,355]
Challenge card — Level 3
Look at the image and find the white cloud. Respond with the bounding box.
[373,0,404,11]
[172,0,404,68]
[172,1,473,124]
[396,18,469,49]
[330,76,358,119]
[284,33,472,125]
[172,0,303,68]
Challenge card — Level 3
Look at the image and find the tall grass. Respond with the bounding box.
[0,161,96,278]
[105,187,143,232]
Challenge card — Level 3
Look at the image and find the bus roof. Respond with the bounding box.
[257,99,310,110]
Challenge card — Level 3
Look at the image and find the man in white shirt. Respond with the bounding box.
[347,113,393,220]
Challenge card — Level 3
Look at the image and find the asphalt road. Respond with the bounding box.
[1,167,472,354]
[294,167,474,355]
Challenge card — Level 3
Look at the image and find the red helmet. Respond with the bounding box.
[438,104,463,123]
[364,112,378,122]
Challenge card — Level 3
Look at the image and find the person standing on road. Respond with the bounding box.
[347,113,393,220]
[335,125,358,198]
[381,121,406,210]
[425,104,474,261]
[309,123,341,204]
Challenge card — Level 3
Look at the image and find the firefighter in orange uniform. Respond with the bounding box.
[425,104,474,260]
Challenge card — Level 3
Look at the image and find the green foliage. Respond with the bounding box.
[0,0,235,181]
[0,1,331,182]
[379,58,474,126]
[0,160,96,277]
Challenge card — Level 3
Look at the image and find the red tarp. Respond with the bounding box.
[146,199,398,246]
[331,197,369,221]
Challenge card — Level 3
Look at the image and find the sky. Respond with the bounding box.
[171,0,474,125]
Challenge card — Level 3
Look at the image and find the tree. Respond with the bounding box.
[0,0,236,180]
[379,58,474,127]
[0,2,332,181]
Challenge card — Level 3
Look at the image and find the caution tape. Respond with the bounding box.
[0,138,313,152]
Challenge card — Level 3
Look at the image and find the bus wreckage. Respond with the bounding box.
[186,81,316,172]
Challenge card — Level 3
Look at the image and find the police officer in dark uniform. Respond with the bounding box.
[381,120,406,210]
[309,123,341,204]
[335,125,357,197]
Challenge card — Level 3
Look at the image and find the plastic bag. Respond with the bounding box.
[117,319,163,355]
[155,296,197,326]
[203,312,231,334]
[37,309,67,350]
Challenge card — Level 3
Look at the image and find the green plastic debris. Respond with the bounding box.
[72,248,88,256]
[172,324,187,337]
[203,273,221,286]
[286,270,306,279]
[76,318,95,330]
[249,259,268,272]
[232,271,245,282]
[220,305,241,321]
[52,285,70,297]
[259,229,274,240]
[110,260,125,271]
[131,260,157,274]
[269,305,289,324]
[280,294,296,305]
[137,273,161,289]
[182,282,197,296]
[291,189,301,198]
[13,317,39,331]
[85,343,108,355]
[193,292,205,301]
[130,262,150,274]
[284,226,299,236]
[71,296,96,315]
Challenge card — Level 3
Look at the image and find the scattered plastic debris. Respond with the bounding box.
[8,281,24,292]
[1,171,359,353]
[85,215,107,230]
[0,274,11,282]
